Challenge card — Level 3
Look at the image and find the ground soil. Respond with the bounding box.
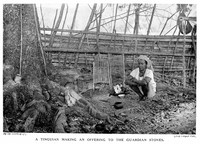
[35,67,196,134]
[3,67,196,134]
[81,83,196,134]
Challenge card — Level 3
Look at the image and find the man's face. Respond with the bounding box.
[138,59,147,71]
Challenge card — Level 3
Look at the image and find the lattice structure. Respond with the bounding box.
[92,55,110,89]
[110,55,124,85]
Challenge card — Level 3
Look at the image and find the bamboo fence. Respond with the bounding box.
[38,4,196,88]
[41,27,195,84]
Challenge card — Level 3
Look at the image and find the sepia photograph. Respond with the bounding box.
[2,0,198,143]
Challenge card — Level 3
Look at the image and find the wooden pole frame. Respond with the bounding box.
[113,4,118,51]
[50,10,58,39]
[159,11,179,35]
[122,4,131,86]
[58,4,68,68]
[74,3,97,68]
[107,4,118,88]
[96,4,103,54]
[40,5,47,43]
[144,4,156,51]
[44,47,194,57]
[88,6,153,32]
[170,31,181,70]
[41,27,194,41]
[48,9,58,63]
[67,3,79,49]
[133,4,141,35]
[19,4,23,76]
[182,25,186,88]
[33,4,47,75]
[162,25,178,79]
[147,4,156,35]
[49,4,65,48]
[131,4,141,69]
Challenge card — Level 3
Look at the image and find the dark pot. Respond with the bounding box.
[95,123,106,131]
[113,102,123,109]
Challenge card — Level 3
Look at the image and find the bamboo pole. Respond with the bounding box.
[96,4,103,54]
[192,40,196,83]
[133,4,141,35]
[147,4,156,35]
[94,4,103,78]
[57,4,68,68]
[186,27,193,72]
[49,4,65,48]
[162,25,178,79]
[33,4,47,75]
[113,4,118,51]
[58,52,61,67]
[122,4,131,86]
[84,53,88,67]
[19,4,23,76]
[40,5,47,43]
[131,4,141,69]
[90,5,107,24]
[144,5,156,51]
[41,27,194,41]
[102,5,151,22]
[187,57,191,73]
[79,4,97,48]
[67,4,79,49]
[41,36,193,48]
[182,26,186,88]
[168,25,178,50]
[108,4,118,88]
[60,5,68,43]
[67,4,79,68]
[50,10,58,38]
[75,3,97,68]
[48,9,58,62]
[164,25,177,35]
[97,4,107,85]
[44,47,194,57]
[170,31,181,70]
[42,39,192,51]
[93,4,103,86]
[88,6,153,32]
[159,11,179,35]
[162,57,167,79]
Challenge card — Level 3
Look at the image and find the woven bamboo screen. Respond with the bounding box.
[41,28,196,87]
[93,55,110,89]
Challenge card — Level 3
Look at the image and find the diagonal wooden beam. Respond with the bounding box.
[147,4,156,35]
[159,11,179,35]
[67,3,79,49]
[33,4,47,75]
[49,4,65,48]
[74,3,97,68]
[107,4,118,88]
[122,4,131,86]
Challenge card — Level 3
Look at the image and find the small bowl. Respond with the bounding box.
[118,94,125,98]
[95,123,106,131]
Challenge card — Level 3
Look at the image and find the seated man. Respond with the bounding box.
[125,55,156,101]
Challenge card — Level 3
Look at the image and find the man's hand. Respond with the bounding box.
[125,75,137,86]
[143,76,151,83]
[126,75,137,82]
[131,77,138,83]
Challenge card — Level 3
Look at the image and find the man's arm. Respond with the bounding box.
[125,75,137,86]
[135,76,151,86]
[125,74,151,85]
